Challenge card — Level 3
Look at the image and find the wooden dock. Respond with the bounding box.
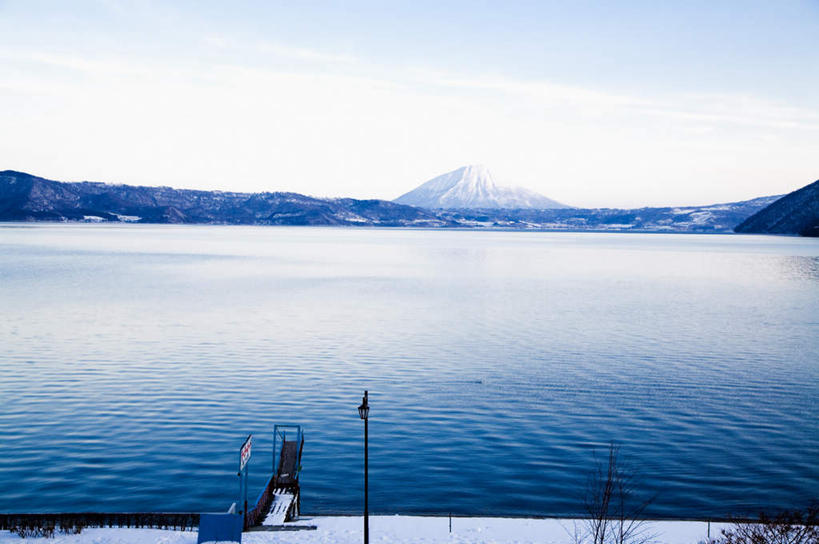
[245,425,303,529]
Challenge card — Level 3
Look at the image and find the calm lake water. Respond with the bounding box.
[0,224,817,518]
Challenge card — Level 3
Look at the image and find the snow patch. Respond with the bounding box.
[115,214,142,222]
[0,516,731,544]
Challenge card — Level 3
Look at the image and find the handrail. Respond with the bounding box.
[273,424,303,477]
[246,474,277,527]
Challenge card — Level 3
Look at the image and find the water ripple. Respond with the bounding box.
[0,225,817,518]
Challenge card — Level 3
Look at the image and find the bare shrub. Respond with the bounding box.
[8,518,84,538]
[12,522,55,538]
[59,521,85,535]
[712,506,818,544]
[573,442,655,544]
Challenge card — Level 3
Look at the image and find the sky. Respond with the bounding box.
[1,0,818,208]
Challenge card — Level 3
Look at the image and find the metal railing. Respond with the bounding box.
[0,512,200,532]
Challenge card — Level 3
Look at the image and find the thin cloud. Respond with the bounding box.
[1,45,817,207]
[202,35,359,65]
[417,70,819,132]
[6,44,816,133]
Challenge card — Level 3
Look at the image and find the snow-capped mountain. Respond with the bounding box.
[394,165,568,209]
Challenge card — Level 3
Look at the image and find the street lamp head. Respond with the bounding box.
[358,390,369,420]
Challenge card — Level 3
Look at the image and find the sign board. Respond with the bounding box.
[239,434,252,471]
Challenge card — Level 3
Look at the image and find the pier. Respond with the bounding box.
[245,424,304,529]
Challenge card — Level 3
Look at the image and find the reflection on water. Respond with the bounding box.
[778,255,819,281]
[0,225,817,518]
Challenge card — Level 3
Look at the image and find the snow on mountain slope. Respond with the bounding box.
[394,165,568,209]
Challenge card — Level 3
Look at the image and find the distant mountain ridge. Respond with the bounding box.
[438,195,782,232]
[0,169,787,233]
[735,179,819,237]
[394,165,568,209]
[0,170,452,227]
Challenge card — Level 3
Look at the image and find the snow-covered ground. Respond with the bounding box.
[0,516,729,544]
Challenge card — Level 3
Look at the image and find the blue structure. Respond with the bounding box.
[197,513,243,544]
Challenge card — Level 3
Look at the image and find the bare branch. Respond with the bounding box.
[577,442,656,544]
[714,505,819,544]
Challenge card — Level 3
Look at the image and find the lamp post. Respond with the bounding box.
[358,390,370,544]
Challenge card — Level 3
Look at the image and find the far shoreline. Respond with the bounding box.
[0,220,806,237]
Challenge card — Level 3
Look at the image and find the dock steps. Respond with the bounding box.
[262,488,296,526]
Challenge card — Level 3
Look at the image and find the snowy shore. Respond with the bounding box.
[0,515,729,544]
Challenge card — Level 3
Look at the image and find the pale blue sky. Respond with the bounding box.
[1,0,818,207]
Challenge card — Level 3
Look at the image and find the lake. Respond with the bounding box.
[0,224,817,518]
